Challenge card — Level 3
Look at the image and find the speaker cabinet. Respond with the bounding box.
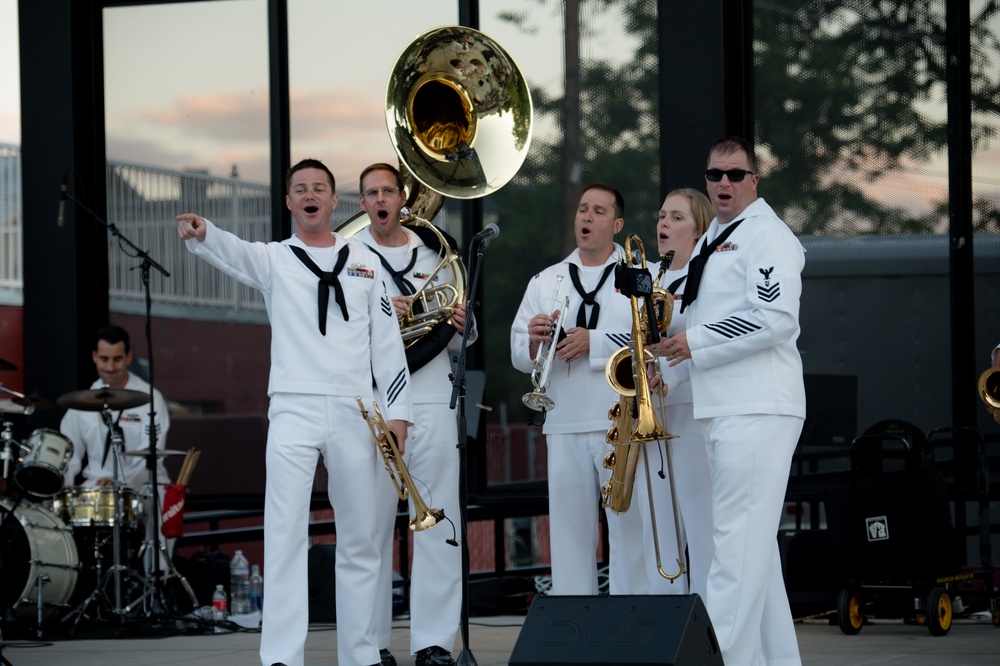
[508,595,722,666]
[307,544,337,623]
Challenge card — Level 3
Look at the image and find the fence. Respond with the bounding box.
[0,146,365,312]
[0,143,22,299]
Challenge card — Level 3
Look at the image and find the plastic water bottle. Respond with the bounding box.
[249,563,264,613]
[229,549,251,615]
[211,584,228,621]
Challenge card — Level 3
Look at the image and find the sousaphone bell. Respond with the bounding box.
[338,26,532,372]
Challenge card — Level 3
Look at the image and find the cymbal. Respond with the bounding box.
[57,388,150,411]
[0,399,31,415]
[0,357,16,371]
[14,392,56,411]
[121,447,187,457]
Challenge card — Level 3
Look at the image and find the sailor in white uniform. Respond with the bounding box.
[177,159,412,666]
[663,138,806,666]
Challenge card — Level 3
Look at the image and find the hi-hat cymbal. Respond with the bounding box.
[121,447,187,457]
[57,388,150,412]
[0,399,30,414]
[0,357,16,371]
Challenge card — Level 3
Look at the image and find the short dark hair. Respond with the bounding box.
[95,325,130,354]
[708,136,757,173]
[286,159,336,192]
[582,182,625,219]
[359,163,405,194]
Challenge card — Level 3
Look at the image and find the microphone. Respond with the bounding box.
[472,223,500,247]
[57,174,68,227]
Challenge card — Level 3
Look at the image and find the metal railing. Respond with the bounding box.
[0,146,365,313]
[0,143,23,299]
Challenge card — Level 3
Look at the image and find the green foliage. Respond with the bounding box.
[756,0,1000,235]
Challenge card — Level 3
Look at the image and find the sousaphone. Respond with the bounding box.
[338,26,533,372]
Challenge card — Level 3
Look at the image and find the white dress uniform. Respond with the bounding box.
[356,225,477,657]
[185,220,413,666]
[511,244,642,595]
[685,197,805,666]
[61,374,174,564]
[61,374,171,491]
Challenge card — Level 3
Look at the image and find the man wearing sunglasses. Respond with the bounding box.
[662,136,806,666]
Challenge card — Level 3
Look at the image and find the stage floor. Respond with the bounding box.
[1,614,997,665]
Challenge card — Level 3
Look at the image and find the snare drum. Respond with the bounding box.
[0,497,79,620]
[54,486,138,528]
[15,429,73,497]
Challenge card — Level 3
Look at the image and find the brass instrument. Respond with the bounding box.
[522,275,570,412]
[337,26,532,370]
[357,397,444,531]
[603,235,685,581]
[979,367,1000,425]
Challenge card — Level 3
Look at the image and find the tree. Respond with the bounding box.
[755,0,1000,235]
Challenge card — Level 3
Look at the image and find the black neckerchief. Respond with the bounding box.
[366,245,418,296]
[567,262,616,329]
[679,219,744,313]
[290,244,350,335]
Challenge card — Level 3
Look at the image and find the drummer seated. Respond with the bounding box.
[58,325,174,562]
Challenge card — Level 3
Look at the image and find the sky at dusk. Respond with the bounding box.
[2,0,997,214]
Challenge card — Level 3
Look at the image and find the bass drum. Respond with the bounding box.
[0,498,79,621]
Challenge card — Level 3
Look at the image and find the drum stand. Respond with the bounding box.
[63,413,152,630]
[122,462,197,618]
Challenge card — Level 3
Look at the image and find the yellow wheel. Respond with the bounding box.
[926,587,952,636]
[837,588,864,635]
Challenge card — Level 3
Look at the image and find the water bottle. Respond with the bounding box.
[211,584,228,621]
[249,563,264,613]
[229,549,251,615]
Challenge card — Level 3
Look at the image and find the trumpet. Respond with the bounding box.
[522,275,570,412]
[979,367,1000,425]
[357,397,444,531]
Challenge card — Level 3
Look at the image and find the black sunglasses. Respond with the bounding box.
[705,168,756,183]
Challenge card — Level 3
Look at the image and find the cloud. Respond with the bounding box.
[130,87,386,144]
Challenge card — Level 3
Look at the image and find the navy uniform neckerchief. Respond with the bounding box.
[290,244,350,335]
[365,245,418,296]
[679,219,744,313]
[567,262,616,329]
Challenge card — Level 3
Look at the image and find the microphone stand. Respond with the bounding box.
[448,235,490,666]
[63,188,172,619]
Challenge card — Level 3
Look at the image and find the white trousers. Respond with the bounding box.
[545,431,637,595]
[701,414,803,666]
[259,394,381,666]
[373,403,461,655]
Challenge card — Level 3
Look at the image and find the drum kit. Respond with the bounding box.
[1,361,196,636]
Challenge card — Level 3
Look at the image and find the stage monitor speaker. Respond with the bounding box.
[508,594,722,666]
[308,543,337,622]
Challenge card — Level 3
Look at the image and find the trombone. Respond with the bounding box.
[522,275,569,412]
[357,397,444,531]
[603,235,685,581]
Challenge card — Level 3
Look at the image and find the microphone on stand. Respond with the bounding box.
[472,223,500,248]
[57,173,68,227]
